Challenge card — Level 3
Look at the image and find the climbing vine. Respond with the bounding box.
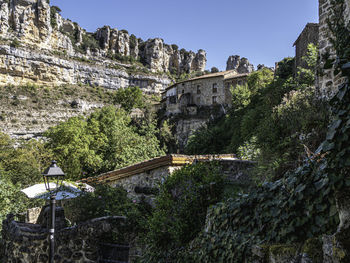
[160,1,350,262]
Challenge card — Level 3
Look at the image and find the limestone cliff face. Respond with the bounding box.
[96,27,207,74]
[0,45,170,93]
[226,55,254,73]
[0,0,207,92]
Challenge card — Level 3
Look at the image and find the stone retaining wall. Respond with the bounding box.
[1,213,126,263]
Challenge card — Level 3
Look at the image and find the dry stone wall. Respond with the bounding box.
[108,166,181,203]
[1,213,127,263]
[318,0,350,97]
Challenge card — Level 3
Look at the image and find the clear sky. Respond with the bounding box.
[50,0,319,71]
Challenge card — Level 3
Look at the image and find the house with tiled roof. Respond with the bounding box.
[162,70,249,115]
[80,154,254,201]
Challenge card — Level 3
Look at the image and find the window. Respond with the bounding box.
[212,96,217,104]
[197,85,201,94]
[169,96,176,104]
[212,83,218,93]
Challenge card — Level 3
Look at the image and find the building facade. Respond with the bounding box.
[162,71,249,115]
[80,154,254,201]
[293,23,319,71]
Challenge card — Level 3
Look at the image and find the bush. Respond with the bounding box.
[64,185,152,243]
[211,67,219,73]
[45,106,165,180]
[10,39,20,48]
[81,33,100,52]
[50,6,61,28]
[184,158,338,262]
[142,162,225,261]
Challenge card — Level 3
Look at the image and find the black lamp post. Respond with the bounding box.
[42,160,65,263]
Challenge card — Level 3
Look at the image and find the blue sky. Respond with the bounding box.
[51,0,318,71]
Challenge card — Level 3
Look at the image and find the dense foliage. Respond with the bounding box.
[114,86,145,112]
[141,163,225,262]
[0,133,47,233]
[64,185,151,243]
[181,158,338,262]
[185,48,329,180]
[173,4,350,261]
[45,106,165,180]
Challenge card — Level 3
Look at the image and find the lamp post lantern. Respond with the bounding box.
[42,160,65,263]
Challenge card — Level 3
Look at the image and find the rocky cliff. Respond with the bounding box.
[226,55,254,73]
[0,0,207,92]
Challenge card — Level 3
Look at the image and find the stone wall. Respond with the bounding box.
[294,23,319,70]
[1,213,127,263]
[176,76,229,107]
[107,166,181,202]
[318,0,349,97]
[106,159,254,204]
[176,117,207,151]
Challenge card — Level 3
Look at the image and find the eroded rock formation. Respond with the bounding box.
[0,0,206,90]
[226,55,254,73]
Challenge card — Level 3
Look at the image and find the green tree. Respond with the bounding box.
[114,86,145,112]
[211,67,219,73]
[45,106,165,180]
[0,132,52,187]
[297,43,318,86]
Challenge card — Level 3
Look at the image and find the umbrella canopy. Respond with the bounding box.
[21,182,94,200]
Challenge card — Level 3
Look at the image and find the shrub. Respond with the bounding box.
[142,162,224,261]
[182,157,338,262]
[81,33,100,52]
[64,185,152,243]
[211,67,219,73]
[10,39,20,48]
[50,6,61,28]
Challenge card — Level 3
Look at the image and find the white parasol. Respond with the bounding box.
[21,181,94,200]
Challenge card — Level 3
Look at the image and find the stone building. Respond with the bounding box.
[318,0,350,97]
[293,23,319,70]
[162,71,249,115]
[80,154,254,201]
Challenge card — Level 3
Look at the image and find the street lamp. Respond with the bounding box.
[42,160,65,263]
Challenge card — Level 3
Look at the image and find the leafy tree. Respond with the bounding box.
[45,106,165,180]
[0,132,52,187]
[0,132,48,237]
[114,86,145,112]
[185,51,328,180]
[275,57,295,79]
[211,67,219,73]
[297,43,318,86]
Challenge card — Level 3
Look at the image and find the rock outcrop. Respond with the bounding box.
[0,0,207,91]
[226,55,254,73]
